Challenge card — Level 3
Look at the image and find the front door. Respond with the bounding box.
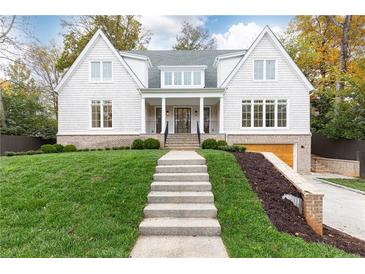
[204,107,210,133]
[155,107,162,133]
[174,108,191,133]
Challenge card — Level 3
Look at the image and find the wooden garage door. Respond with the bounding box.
[243,144,294,167]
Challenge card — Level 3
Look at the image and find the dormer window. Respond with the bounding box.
[159,66,206,88]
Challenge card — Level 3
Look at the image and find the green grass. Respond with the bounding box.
[199,149,354,258]
[0,150,166,257]
[320,178,365,192]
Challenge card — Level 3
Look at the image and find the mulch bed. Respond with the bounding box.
[234,152,365,257]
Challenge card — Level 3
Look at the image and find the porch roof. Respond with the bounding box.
[140,88,225,98]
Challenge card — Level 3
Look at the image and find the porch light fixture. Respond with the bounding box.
[166,110,169,116]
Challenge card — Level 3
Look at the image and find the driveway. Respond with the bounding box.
[304,173,365,241]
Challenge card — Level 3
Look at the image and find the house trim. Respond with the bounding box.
[220,26,314,91]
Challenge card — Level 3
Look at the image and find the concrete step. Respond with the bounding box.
[166,142,199,145]
[154,173,209,182]
[158,158,205,166]
[151,181,211,192]
[148,191,214,203]
[165,147,200,151]
[144,203,217,218]
[139,218,221,236]
[156,165,207,173]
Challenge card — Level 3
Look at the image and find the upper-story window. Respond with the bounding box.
[160,66,206,88]
[254,60,276,81]
[90,61,112,82]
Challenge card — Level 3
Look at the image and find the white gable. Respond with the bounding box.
[220,26,314,91]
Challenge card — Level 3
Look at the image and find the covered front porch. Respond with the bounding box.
[140,89,225,135]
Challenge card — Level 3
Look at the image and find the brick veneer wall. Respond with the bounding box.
[262,152,324,236]
[302,193,324,236]
[312,156,360,177]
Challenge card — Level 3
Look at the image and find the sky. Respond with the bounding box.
[24,15,293,50]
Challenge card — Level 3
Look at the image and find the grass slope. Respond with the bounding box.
[199,150,353,258]
[0,150,165,257]
[320,178,365,192]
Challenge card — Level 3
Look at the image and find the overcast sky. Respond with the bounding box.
[24,15,293,50]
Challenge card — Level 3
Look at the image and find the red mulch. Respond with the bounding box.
[234,152,365,257]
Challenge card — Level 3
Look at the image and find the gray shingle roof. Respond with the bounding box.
[125,50,245,88]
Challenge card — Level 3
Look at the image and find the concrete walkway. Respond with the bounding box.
[304,173,365,241]
[130,151,228,258]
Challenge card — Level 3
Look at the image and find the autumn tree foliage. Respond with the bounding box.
[284,16,365,139]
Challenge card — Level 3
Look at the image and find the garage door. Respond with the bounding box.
[242,144,294,168]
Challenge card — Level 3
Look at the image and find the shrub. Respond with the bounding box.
[54,144,64,153]
[105,147,111,150]
[217,140,227,147]
[218,145,246,153]
[132,139,144,149]
[5,152,15,156]
[143,138,160,149]
[63,144,77,152]
[26,150,36,155]
[97,148,103,151]
[202,138,218,149]
[40,144,57,153]
[233,145,246,152]
[90,148,97,151]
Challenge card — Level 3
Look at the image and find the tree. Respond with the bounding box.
[173,21,216,50]
[56,16,151,72]
[284,16,365,140]
[1,60,57,139]
[26,42,61,118]
[329,16,352,91]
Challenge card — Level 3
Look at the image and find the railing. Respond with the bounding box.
[164,121,169,146]
[197,121,201,146]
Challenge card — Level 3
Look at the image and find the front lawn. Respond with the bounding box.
[199,149,353,257]
[320,178,365,192]
[0,150,165,257]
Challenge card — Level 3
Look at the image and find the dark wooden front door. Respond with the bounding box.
[204,107,210,133]
[174,108,191,133]
[155,107,162,133]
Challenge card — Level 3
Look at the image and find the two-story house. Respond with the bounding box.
[56,26,313,173]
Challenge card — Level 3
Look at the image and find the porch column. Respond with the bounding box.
[219,97,224,133]
[161,97,166,134]
[141,97,146,134]
[199,97,204,133]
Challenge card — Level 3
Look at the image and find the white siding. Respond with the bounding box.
[123,57,148,87]
[217,56,241,87]
[223,33,310,135]
[58,36,141,134]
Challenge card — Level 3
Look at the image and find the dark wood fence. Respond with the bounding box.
[0,135,55,155]
[312,132,365,177]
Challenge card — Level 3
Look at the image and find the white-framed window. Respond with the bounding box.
[241,99,287,128]
[241,100,252,127]
[174,71,182,85]
[254,60,276,81]
[91,100,113,128]
[277,99,287,127]
[90,61,113,82]
[161,69,204,88]
[164,72,172,85]
[253,100,263,127]
[193,71,201,85]
[184,71,192,85]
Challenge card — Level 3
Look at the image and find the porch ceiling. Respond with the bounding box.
[146,97,220,106]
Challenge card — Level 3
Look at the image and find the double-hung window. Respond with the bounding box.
[254,60,276,80]
[91,100,113,128]
[241,99,287,128]
[90,61,112,82]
